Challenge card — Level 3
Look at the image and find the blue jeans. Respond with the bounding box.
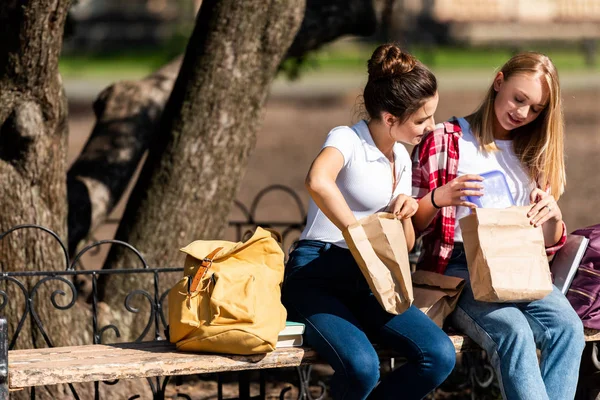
[445,243,585,400]
[282,240,456,400]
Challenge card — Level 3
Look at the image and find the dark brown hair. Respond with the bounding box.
[363,44,437,122]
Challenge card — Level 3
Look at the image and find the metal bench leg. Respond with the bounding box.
[239,371,250,400]
[279,366,325,400]
[259,371,265,399]
[0,318,7,400]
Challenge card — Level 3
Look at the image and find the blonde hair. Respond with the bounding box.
[469,52,566,199]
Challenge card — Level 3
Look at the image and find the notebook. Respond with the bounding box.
[551,234,590,295]
[276,321,305,348]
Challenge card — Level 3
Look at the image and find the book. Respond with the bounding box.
[279,321,305,336]
[276,321,305,348]
[551,234,590,295]
[277,334,303,348]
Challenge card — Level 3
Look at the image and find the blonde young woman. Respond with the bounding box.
[412,52,585,400]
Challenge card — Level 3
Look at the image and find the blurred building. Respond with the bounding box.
[392,0,600,48]
[65,0,600,63]
[65,0,201,52]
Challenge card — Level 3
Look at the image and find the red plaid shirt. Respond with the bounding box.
[411,118,567,274]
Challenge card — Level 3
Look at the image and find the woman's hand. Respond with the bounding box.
[528,188,562,227]
[389,194,419,219]
[434,174,484,208]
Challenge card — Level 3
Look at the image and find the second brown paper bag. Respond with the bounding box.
[412,271,465,328]
[343,212,413,314]
[459,206,552,302]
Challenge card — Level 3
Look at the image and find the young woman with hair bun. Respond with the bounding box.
[281,44,455,400]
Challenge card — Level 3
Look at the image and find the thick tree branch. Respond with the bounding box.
[67,58,181,253]
[285,0,378,59]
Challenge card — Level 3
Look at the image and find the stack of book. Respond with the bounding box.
[277,321,305,348]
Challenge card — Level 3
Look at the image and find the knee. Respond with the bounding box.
[554,312,585,351]
[493,322,535,355]
[421,334,456,384]
[344,352,380,392]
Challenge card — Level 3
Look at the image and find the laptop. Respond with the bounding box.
[551,234,590,295]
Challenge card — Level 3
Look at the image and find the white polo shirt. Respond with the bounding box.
[299,120,412,248]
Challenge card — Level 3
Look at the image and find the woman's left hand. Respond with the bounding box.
[528,188,562,227]
[389,194,419,220]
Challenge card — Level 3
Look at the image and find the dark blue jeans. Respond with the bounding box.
[282,240,456,400]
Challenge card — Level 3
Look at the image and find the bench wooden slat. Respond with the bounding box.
[8,331,599,389]
[584,328,600,342]
[8,342,319,388]
[9,341,175,361]
[8,335,472,389]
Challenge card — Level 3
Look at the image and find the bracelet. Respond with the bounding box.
[431,187,442,209]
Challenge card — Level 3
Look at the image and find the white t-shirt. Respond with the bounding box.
[300,120,412,248]
[454,117,536,242]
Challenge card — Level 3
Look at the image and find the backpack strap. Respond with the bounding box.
[188,247,223,293]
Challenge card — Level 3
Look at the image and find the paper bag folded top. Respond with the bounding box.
[412,270,465,328]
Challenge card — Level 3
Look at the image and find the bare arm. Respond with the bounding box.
[412,190,442,234]
[401,218,416,251]
[412,175,484,233]
[305,147,357,231]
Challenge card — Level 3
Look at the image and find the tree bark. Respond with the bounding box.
[96,0,305,340]
[0,1,96,398]
[67,0,384,253]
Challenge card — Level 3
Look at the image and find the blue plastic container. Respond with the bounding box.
[466,170,515,208]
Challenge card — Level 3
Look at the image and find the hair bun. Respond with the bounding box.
[367,44,417,81]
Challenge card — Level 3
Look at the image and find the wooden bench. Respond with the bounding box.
[5,327,600,399]
[3,331,477,399]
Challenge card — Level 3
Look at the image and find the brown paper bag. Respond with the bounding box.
[412,271,465,328]
[342,212,413,314]
[459,206,553,302]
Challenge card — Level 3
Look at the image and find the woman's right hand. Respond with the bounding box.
[389,194,419,220]
[434,174,484,208]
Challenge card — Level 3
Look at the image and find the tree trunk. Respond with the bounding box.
[97,0,305,341]
[0,1,95,398]
[67,0,384,253]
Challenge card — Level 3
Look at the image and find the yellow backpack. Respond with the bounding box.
[168,227,287,354]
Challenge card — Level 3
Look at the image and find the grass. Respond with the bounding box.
[297,41,599,72]
[59,51,176,79]
[59,41,599,80]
